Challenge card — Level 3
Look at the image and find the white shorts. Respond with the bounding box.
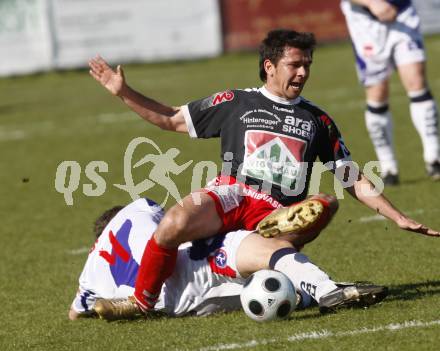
[341,1,425,86]
[71,198,251,317]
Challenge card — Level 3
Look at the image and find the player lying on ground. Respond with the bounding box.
[69,198,387,321]
[88,29,439,315]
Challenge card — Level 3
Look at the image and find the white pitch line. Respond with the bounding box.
[67,247,90,255]
[199,319,440,351]
[0,120,55,142]
[359,209,425,223]
[0,112,140,143]
[0,111,134,131]
[0,129,26,141]
[359,214,387,223]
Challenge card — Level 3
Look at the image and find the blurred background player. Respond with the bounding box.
[69,197,387,321]
[341,0,440,185]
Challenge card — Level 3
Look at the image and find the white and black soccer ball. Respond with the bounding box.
[240,269,297,322]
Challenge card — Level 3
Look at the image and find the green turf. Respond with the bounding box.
[1,36,439,350]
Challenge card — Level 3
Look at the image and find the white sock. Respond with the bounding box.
[365,101,398,175]
[269,248,337,307]
[409,89,440,164]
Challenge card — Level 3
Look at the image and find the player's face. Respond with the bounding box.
[265,46,312,100]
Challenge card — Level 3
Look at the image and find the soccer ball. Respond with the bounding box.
[240,269,297,322]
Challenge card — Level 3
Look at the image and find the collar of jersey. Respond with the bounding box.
[259,86,302,105]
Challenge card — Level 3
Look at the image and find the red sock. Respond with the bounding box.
[134,236,177,311]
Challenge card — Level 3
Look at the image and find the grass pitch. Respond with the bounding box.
[1,36,440,350]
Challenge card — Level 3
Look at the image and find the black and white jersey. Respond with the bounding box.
[182,86,351,206]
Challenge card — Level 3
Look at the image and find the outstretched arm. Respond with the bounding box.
[350,0,398,22]
[345,172,440,237]
[89,56,188,133]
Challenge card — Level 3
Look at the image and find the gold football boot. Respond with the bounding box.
[257,199,324,238]
[94,296,143,321]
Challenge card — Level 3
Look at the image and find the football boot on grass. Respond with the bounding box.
[319,282,388,314]
[426,161,440,181]
[94,296,143,321]
[382,173,399,186]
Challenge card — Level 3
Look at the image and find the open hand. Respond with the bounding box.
[396,216,440,237]
[89,56,126,96]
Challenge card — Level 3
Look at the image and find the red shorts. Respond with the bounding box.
[203,175,282,232]
[203,176,335,235]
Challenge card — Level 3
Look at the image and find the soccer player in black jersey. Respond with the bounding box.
[88,29,439,317]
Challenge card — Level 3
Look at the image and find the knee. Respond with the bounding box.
[404,74,427,93]
[154,205,191,247]
[366,81,389,103]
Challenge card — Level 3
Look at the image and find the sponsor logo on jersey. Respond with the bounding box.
[242,130,306,189]
[208,249,236,278]
[282,115,312,139]
[272,104,294,114]
[214,249,227,268]
[212,91,235,106]
[240,109,282,128]
[200,91,235,110]
[208,249,237,278]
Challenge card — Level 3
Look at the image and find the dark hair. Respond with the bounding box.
[259,29,316,82]
[93,205,124,238]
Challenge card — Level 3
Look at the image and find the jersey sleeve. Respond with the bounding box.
[181,90,237,138]
[317,114,352,171]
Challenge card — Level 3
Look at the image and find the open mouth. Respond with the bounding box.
[290,82,302,89]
